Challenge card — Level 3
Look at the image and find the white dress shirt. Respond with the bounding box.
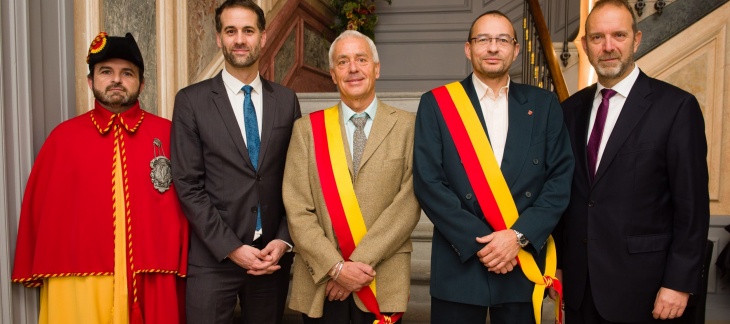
[588,64,641,169]
[221,68,264,145]
[472,74,510,166]
[341,98,378,158]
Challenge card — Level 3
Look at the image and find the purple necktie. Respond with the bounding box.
[587,88,617,181]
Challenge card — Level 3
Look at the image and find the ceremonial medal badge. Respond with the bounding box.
[150,138,172,193]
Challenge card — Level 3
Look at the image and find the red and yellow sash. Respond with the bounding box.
[310,106,401,324]
[433,82,563,324]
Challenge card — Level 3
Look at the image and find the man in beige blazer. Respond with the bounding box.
[283,30,421,323]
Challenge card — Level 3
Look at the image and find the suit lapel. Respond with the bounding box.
[358,101,397,173]
[500,82,533,187]
[574,84,597,184]
[257,78,276,170]
[211,73,253,169]
[593,72,652,184]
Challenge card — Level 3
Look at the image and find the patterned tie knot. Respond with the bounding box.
[242,85,253,95]
[351,114,368,129]
[601,88,617,100]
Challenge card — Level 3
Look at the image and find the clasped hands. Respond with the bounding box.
[325,261,376,302]
[227,240,288,275]
[475,229,520,274]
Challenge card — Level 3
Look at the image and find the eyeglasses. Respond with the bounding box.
[469,36,517,47]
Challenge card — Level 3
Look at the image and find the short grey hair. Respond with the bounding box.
[328,30,380,70]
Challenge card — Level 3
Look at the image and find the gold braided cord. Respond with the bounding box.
[119,111,144,133]
[117,130,139,305]
[91,112,115,134]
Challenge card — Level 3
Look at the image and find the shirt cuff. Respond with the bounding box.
[275,239,293,252]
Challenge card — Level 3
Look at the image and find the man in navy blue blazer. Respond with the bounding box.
[413,10,574,324]
[554,1,709,323]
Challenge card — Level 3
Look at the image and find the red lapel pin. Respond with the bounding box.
[528,110,533,116]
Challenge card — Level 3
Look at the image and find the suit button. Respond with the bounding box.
[533,159,539,165]
[588,201,595,207]
[251,207,258,213]
[465,193,473,199]
[256,175,262,181]
[582,238,588,244]
[525,191,532,198]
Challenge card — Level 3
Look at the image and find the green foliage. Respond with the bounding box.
[331,0,392,40]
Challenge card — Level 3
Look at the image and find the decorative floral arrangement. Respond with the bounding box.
[331,0,392,40]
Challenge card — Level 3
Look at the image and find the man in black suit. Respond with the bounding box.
[170,0,300,323]
[413,10,574,324]
[554,0,709,323]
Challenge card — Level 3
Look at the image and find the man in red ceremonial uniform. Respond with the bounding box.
[12,32,188,324]
[283,30,421,323]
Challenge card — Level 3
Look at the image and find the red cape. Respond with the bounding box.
[12,102,189,287]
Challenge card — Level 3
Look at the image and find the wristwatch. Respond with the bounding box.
[513,229,529,248]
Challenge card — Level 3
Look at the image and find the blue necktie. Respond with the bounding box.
[242,85,262,238]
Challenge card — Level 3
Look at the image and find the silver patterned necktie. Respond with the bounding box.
[351,114,368,178]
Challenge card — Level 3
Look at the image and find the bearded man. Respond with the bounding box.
[554,0,709,322]
[170,0,301,323]
[12,32,189,324]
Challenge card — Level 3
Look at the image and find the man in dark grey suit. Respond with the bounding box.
[554,0,709,323]
[170,0,300,323]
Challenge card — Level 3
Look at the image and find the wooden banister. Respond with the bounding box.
[525,0,570,102]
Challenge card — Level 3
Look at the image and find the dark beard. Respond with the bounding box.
[93,82,139,108]
[222,44,261,68]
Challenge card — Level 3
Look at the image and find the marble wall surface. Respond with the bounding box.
[103,0,157,114]
[274,31,296,84]
[304,26,330,72]
[187,0,225,83]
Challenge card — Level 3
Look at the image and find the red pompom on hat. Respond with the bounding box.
[86,31,144,74]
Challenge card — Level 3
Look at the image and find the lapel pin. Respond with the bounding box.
[528,110,533,116]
